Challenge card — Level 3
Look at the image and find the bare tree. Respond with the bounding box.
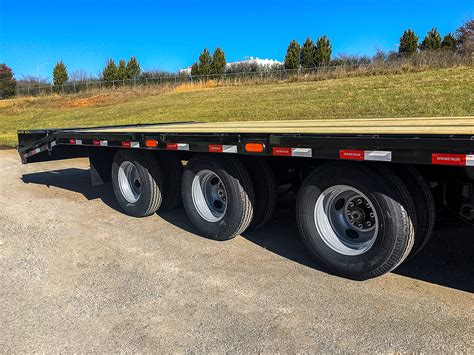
[69,69,93,82]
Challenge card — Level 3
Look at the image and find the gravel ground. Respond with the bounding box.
[1,149,473,352]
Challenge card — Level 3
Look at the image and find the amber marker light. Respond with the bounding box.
[245,142,264,153]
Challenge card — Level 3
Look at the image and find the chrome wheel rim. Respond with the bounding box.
[118,161,141,203]
[191,170,227,222]
[314,185,379,256]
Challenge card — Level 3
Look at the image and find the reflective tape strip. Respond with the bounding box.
[340,149,364,160]
[432,153,466,166]
[167,143,189,150]
[272,147,292,156]
[209,144,222,152]
[467,155,474,166]
[76,139,82,145]
[364,150,392,162]
[131,141,140,148]
[34,148,41,154]
[50,140,57,147]
[292,148,312,157]
[222,145,237,153]
[177,143,189,151]
[100,140,108,146]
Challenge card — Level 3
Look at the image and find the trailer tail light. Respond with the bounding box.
[145,139,157,147]
[121,141,131,148]
[432,153,466,166]
[92,139,100,146]
[69,138,76,144]
[245,143,264,153]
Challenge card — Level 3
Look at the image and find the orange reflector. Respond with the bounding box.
[146,139,157,147]
[245,142,264,153]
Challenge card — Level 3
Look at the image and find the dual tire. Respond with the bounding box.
[296,162,417,280]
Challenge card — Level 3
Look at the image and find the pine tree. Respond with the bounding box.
[126,57,141,79]
[52,60,68,86]
[441,33,457,50]
[300,37,316,68]
[0,64,16,99]
[210,47,226,75]
[399,29,418,55]
[190,62,199,76]
[419,27,442,50]
[284,40,300,70]
[314,35,332,66]
[117,59,127,80]
[102,59,118,81]
[198,48,212,75]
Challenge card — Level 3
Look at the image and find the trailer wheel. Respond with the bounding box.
[392,166,435,258]
[296,162,415,280]
[112,150,163,217]
[156,152,183,211]
[182,154,254,240]
[241,157,277,230]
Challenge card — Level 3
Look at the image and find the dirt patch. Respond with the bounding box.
[59,95,110,108]
[175,80,218,93]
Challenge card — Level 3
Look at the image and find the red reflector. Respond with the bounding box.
[340,149,364,160]
[432,153,466,166]
[145,139,157,147]
[272,147,292,156]
[92,139,100,146]
[166,143,178,150]
[209,144,223,153]
[69,138,76,144]
[121,141,131,148]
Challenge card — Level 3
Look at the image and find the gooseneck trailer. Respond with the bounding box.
[17,117,474,280]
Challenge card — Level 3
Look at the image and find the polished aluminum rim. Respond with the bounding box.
[313,185,379,256]
[118,161,141,203]
[191,170,227,222]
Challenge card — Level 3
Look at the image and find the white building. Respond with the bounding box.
[179,57,282,75]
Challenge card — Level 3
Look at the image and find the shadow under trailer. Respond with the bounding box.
[17,117,474,280]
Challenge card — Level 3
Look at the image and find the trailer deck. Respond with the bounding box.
[76,116,474,135]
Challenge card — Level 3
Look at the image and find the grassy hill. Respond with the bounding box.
[1,66,473,147]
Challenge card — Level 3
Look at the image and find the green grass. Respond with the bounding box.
[1,66,473,147]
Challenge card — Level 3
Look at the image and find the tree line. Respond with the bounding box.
[0,19,472,99]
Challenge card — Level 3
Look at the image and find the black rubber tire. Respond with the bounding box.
[241,156,277,230]
[156,151,183,211]
[392,165,435,258]
[182,154,255,240]
[296,162,416,280]
[112,150,163,217]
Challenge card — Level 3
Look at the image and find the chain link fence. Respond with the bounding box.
[15,53,472,97]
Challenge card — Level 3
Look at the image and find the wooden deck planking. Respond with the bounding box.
[75,116,474,135]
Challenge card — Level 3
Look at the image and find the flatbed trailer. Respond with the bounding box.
[17,117,474,280]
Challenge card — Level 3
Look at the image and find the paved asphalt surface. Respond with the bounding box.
[1,149,473,352]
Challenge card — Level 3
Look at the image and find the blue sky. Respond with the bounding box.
[0,0,472,80]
